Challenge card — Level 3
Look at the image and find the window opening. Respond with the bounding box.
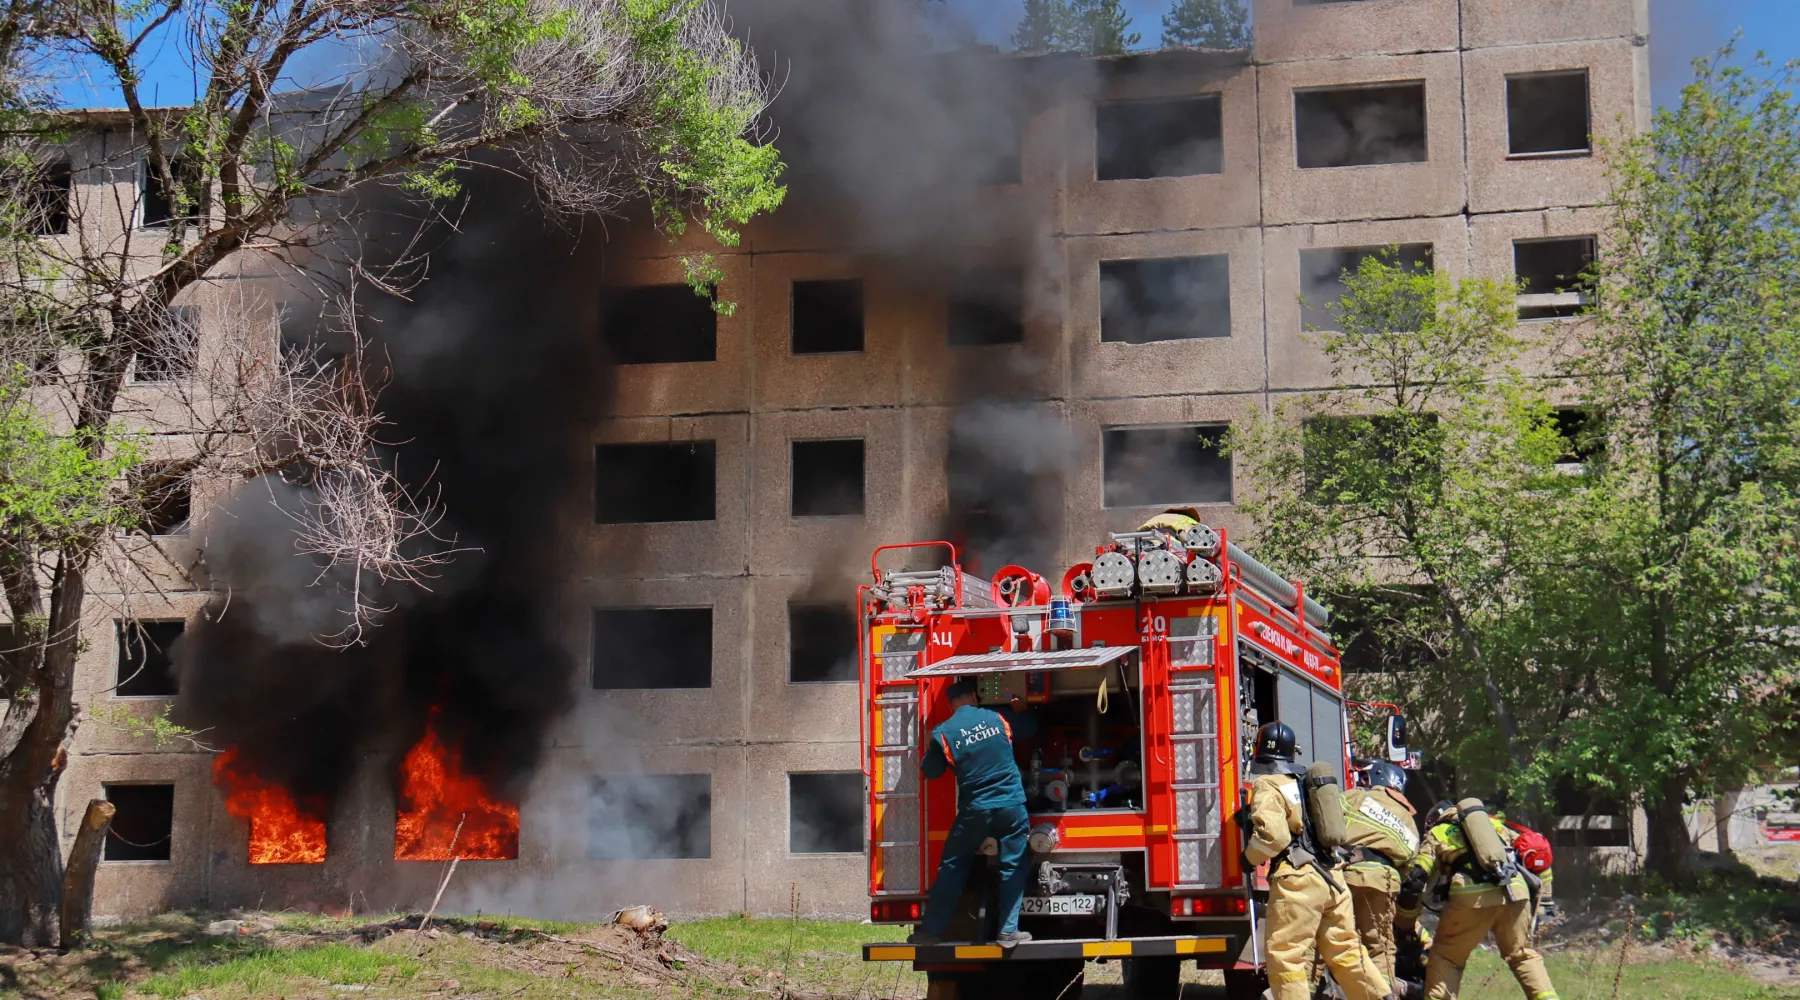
[1552,407,1601,467]
[131,306,200,382]
[116,619,184,697]
[1507,71,1591,157]
[28,159,71,236]
[588,774,712,859]
[1102,425,1231,508]
[1294,83,1428,168]
[595,442,716,524]
[1299,244,1433,333]
[590,607,713,689]
[947,267,1025,347]
[789,601,859,683]
[789,772,864,854]
[1100,255,1231,343]
[1514,236,1595,319]
[601,285,717,364]
[791,279,864,355]
[791,439,865,517]
[104,783,175,861]
[130,464,192,536]
[140,157,186,228]
[1096,95,1223,181]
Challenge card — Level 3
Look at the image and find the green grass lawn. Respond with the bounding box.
[1455,946,1797,1000]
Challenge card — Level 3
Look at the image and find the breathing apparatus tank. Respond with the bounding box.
[1305,762,1350,851]
[1455,797,1523,899]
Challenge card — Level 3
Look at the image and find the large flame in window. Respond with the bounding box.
[394,708,519,861]
[213,747,327,864]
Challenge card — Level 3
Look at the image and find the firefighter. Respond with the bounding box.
[909,678,1037,948]
[1343,761,1421,998]
[1137,505,1203,538]
[1243,721,1392,1000]
[1397,801,1559,1000]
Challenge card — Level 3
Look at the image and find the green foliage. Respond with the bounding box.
[1160,0,1251,49]
[87,703,206,749]
[139,944,418,998]
[0,365,140,547]
[1011,0,1140,55]
[1012,0,1071,53]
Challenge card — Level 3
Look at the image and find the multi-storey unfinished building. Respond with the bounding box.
[59,0,1650,920]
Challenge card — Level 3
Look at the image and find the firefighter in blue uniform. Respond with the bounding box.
[909,677,1038,947]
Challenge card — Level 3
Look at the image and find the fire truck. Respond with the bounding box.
[858,521,1410,999]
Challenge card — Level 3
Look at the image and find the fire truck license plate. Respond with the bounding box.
[1020,895,1099,916]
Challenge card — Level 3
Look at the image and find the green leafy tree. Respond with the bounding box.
[1069,0,1140,55]
[1013,0,1073,53]
[1160,0,1251,49]
[1539,46,1800,882]
[0,0,784,946]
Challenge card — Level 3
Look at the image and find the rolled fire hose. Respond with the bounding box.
[1096,676,1109,715]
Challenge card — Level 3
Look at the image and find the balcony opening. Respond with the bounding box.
[601,284,717,365]
[789,772,863,854]
[1514,236,1595,319]
[116,619,184,697]
[1100,255,1231,343]
[140,157,187,228]
[1102,424,1231,508]
[588,773,711,859]
[590,607,713,689]
[1096,95,1223,181]
[27,159,70,236]
[792,439,865,517]
[103,783,175,861]
[131,306,200,382]
[791,279,864,355]
[1299,243,1434,332]
[789,601,859,684]
[594,441,716,524]
[1507,70,1591,157]
[1294,82,1428,168]
[948,267,1025,347]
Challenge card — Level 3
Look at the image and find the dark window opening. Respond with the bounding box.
[1552,407,1602,466]
[977,112,1023,187]
[948,267,1025,347]
[1102,425,1231,508]
[945,413,1064,575]
[104,783,174,861]
[116,619,184,697]
[1303,414,1443,500]
[601,285,717,365]
[140,157,187,228]
[1299,244,1433,333]
[791,279,864,355]
[590,607,713,689]
[792,439,865,517]
[595,442,716,524]
[27,159,71,236]
[788,601,858,684]
[1100,255,1231,343]
[789,772,863,854]
[1551,776,1630,847]
[1507,71,1591,157]
[1096,95,1223,181]
[588,773,711,859]
[1328,587,1436,674]
[132,466,192,537]
[132,306,200,382]
[1295,83,1428,169]
[1514,237,1595,319]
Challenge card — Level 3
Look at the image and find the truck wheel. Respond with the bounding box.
[1223,968,1269,999]
[1121,956,1182,998]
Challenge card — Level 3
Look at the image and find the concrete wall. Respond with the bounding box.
[57,0,1653,920]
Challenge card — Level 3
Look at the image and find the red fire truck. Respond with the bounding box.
[858,522,1403,999]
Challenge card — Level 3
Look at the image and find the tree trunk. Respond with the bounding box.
[60,799,115,951]
[0,782,65,946]
[1643,774,1695,884]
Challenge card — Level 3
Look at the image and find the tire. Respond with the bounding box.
[1223,968,1270,1000]
[1121,956,1183,998]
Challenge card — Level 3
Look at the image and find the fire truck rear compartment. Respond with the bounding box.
[989,661,1147,814]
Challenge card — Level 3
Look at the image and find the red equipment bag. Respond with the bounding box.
[1505,820,1554,874]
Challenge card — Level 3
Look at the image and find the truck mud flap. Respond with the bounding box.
[865,934,1238,966]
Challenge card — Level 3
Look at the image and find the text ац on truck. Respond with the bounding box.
[857,515,1414,1000]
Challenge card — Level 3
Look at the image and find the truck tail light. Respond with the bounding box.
[871,900,922,923]
[1174,894,1247,916]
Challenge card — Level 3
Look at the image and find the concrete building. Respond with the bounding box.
[55,0,1655,920]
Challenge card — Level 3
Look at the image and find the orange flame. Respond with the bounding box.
[394,709,519,861]
[213,748,327,864]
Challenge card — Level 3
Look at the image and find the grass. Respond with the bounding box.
[669,914,929,997]
[1457,946,1798,1000]
[136,944,418,998]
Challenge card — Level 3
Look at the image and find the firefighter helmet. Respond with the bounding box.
[1365,760,1408,795]
[1253,721,1297,762]
[1424,799,1457,829]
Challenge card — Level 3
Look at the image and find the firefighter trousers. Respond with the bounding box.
[1425,898,1558,1000]
[1265,864,1391,1000]
[919,804,1030,939]
[1349,883,1399,982]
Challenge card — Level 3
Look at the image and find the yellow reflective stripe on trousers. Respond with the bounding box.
[1270,970,1311,985]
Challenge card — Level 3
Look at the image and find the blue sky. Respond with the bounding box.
[49,0,1800,110]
